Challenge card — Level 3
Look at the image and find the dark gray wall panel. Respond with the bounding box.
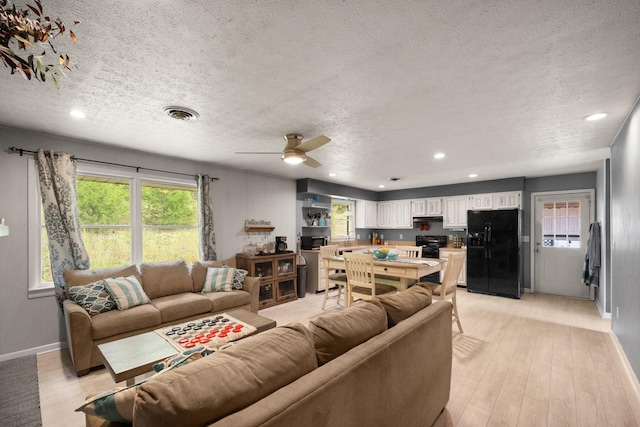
[611,96,640,379]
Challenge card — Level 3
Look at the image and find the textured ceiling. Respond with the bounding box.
[1,0,639,191]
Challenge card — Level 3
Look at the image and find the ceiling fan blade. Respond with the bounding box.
[297,135,330,153]
[234,151,282,155]
[304,155,321,168]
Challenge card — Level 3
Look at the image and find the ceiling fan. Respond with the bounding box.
[235,133,331,168]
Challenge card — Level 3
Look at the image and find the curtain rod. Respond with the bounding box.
[8,147,219,181]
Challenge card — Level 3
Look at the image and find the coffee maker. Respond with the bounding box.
[275,236,288,253]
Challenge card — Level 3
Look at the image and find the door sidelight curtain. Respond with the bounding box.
[36,149,90,305]
[197,174,217,261]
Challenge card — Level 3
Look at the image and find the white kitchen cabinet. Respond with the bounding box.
[355,200,378,228]
[495,191,521,209]
[443,196,468,228]
[411,199,426,216]
[301,250,327,293]
[377,202,393,228]
[392,200,412,228]
[426,198,443,216]
[376,200,412,229]
[469,193,493,210]
[439,249,467,285]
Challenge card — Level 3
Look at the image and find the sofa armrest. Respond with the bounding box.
[63,299,94,376]
[243,277,260,313]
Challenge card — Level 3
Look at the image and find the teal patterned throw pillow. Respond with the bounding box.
[68,280,116,316]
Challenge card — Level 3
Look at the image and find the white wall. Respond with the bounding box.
[0,126,296,360]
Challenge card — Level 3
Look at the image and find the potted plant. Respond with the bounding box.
[1,0,78,87]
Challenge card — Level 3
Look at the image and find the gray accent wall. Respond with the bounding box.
[610,95,640,379]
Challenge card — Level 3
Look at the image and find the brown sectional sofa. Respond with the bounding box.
[62,257,260,376]
[84,286,453,427]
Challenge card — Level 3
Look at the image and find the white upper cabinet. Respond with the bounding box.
[355,200,378,228]
[426,198,443,216]
[495,191,521,209]
[377,201,394,228]
[411,199,426,216]
[443,196,468,228]
[376,200,412,229]
[469,193,494,210]
[392,200,412,228]
[469,191,522,211]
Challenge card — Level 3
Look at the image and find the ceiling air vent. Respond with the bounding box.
[163,106,199,121]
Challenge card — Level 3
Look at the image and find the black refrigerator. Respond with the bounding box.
[467,209,522,298]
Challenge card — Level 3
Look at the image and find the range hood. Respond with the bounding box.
[412,216,443,223]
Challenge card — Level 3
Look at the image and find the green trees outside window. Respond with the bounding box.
[40,175,199,284]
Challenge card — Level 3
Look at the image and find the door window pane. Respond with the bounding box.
[542,201,581,248]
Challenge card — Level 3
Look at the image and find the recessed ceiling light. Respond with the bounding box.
[378,184,385,188]
[69,110,86,119]
[433,153,445,159]
[469,173,478,178]
[584,113,607,121]
[328,173,337,177]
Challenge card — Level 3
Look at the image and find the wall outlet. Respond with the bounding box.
[616,306,620,319]
[356,234,360,239]
[523,235,530,242]
[399,234,403,239]
[368,234,371,240]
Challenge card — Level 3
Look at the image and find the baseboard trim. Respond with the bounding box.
[0,342,65,363]
[610,331,640,404]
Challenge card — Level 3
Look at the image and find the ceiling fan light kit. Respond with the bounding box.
[236,133,331,168]
[282,150,306,164]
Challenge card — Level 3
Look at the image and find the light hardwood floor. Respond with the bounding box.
[37,290,640,426]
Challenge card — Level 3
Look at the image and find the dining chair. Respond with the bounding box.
[319,245,348,309]
[419,252,465,333]
[343,253,397,306]
[395,245,422,258]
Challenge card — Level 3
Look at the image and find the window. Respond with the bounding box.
[542,201,581,248]
[30,160,199,297]
[330,199,355,241]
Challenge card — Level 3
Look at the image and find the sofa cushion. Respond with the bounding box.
[134,324,317,427]
[191,257,238,292]
[63,264,140,299]
[202,267,247,292]
[91,304,161,340]
[376,283,433,327]
[68,280,116,316]
[150,293,212,323]
[139,260,193,299]
[103,275,151,310]
[77,346,218,423]
[308,299,387,366]
[200,290,251,312]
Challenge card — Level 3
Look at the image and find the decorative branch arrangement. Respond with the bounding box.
[0,0,79,88]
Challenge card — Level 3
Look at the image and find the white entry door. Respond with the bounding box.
[533,192,592,299]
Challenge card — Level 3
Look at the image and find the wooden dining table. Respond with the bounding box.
[325,256,444,292]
